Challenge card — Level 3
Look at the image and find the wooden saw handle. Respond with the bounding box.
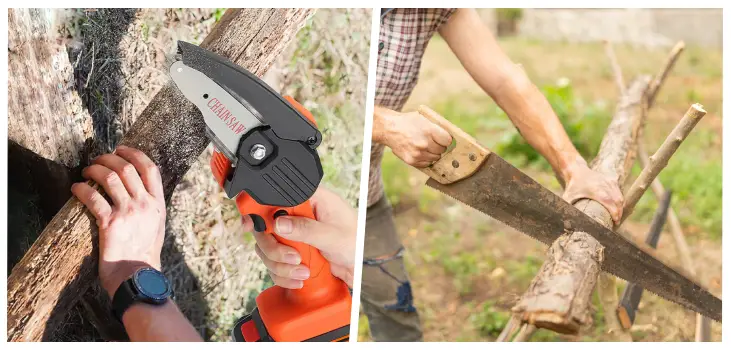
[416,105,491,184]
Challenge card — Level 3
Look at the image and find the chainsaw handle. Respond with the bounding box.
[416,105,491,184]
[233,195,343,302]
[212,150,342,305]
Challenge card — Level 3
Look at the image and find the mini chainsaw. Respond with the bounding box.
[169,41,351,342]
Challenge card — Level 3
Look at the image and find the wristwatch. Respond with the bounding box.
[112,267,173,320]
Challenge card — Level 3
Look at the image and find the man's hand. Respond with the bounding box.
[71,146,166,298]
[249,187,357,288]
[373,106,452,168]
[562,160,624,224]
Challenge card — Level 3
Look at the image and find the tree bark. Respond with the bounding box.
[8,8,94,168]
[7,8,315,342]
[512,77,651,336]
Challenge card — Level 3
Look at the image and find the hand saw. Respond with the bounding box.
[169,41,351,342]
[415,105,721,322]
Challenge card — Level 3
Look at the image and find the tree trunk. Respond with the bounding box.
[512,77,651,336]
[7,8,315,342]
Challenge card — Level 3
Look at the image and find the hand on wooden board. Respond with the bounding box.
[373,106,453,168]
[562,160,625,224]
[71,146,166,298]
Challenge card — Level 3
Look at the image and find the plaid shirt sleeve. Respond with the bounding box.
[368,8,456,207]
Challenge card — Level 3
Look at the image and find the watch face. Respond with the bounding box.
[133,268,171,302]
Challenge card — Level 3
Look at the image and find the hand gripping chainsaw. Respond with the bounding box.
[169,41,351,342]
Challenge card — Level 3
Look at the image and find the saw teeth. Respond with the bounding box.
[428,182,722,322]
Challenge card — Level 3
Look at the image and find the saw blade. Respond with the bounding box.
[169,60,264,161]
[426,153,722,322]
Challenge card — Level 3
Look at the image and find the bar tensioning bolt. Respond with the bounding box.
[250,144,267,160]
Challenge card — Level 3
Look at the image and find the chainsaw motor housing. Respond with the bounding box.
[174,41,323,207]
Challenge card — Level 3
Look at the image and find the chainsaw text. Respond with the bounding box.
[207,98,246,135]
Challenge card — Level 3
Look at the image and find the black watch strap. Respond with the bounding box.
[112,280,137,321]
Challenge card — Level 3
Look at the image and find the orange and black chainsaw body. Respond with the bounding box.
[209,97,351,342]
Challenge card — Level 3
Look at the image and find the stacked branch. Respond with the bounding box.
[7,8,315,342]
[506,41,706,342]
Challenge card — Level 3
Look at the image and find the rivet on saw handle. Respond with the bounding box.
[416,105,490,184]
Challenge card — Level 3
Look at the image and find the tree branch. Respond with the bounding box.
[513,323,537,342]
[496,315,521,342]
[603,40,626,95]
[621,103,706,224]
[647,41,686,108]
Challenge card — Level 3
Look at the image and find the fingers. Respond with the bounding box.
[426,140,448,155]
[93,154,147,198]
[252,230,302,265]
[586,179,624,224]
[269,273,305,289]
[411,159,437,168]
[607,186,624,223]
[400,148,441,168]
[82,164,130,206]
[564,183,624,225]
[255,244,310,281]
[429,124,453,148]
[71,182,112,225]
[115,146,164,199]
[252,230,310,289]
[274,216,339,253]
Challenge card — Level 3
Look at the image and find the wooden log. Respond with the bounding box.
[620,104,706,224]
[6,8,315,342]
[512,77,651,336]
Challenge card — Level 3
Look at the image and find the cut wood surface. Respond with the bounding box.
[512,77,651,337]
[7,8,315,342]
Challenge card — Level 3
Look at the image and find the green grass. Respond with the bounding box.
[358,313,371,341]
[630,140,722,239]
[471,301,510,338]
[213,8,226,23]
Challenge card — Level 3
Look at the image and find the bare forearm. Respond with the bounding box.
[488,65,586,182]
[440,9,584,183]
[372,105,396,144]
[122,301,203,341]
